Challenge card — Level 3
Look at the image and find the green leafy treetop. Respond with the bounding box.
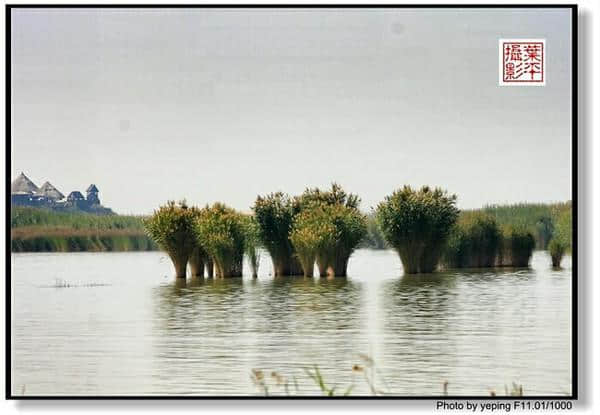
[292,184,367,277]
[376,186,459,274]
[253,192,302,276]
[194,203,246,278]
[143,200,198,278]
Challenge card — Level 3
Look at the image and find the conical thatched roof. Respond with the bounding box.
[37,181,65,200]
[11,172,39,194]
[86,184,99,193]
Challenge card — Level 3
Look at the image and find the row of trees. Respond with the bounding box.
[256,184,367,277]
[144,202,261,278]
[440,212,537,269]
[144,184,566,279]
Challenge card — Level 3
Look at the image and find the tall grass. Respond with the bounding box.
[376,186,459,274]
[11,207,156,253]
[12,206,145,230]
[11,227,156,252]
[479,202,571,249]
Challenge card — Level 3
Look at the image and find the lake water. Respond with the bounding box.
[10,249,572,397]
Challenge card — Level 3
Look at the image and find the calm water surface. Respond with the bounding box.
[11,250,572,396]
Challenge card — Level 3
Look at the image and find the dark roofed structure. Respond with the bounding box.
[11,172,39,194]
[37,182,65,201]
[86,184,99,193]
[67,191,85,201]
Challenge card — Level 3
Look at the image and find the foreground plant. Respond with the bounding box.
[251,359,527,397]
[143,201,197,278]
[253,192,302,276]
[195,203,246,278]
[376,186,459,274]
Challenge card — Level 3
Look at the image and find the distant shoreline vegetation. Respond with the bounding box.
[10,207,157,252]
[10,197,572,271]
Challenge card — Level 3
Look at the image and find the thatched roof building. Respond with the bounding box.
[11,172,39,194]
[11,173,113,215]
[37,181,65,200]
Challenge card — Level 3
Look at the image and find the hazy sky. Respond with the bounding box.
[11,8,572,214]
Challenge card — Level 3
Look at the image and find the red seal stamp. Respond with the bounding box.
[499,39,545,86]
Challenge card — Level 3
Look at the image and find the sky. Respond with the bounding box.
[10,8,573,215]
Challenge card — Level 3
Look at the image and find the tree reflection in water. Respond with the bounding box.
[151,275,366,395]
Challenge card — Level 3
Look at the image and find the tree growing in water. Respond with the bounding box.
[242,214,262,278]
[441,212,501,268]
[548,208,572,268]
[376,186,459,274]
[253,192,303,276]
[290,205,338,277]
[294,184,367,277]
[143,200,198,278]
[496,225,536,267]
[195,203,246,278]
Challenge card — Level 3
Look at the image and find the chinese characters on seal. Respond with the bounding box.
[499,39,546,86]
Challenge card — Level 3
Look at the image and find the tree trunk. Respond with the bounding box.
[189,252,205,277]
[551,253,563,268]
[170,255,188,278]
[206,258,214,278]
[289,256,303,275]
[300,256,315,277]
[317,259,329,278]
[331,251,349,277]
[272,254,304,276]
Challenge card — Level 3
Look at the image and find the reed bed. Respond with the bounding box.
[11,226,156,252]
[12,206,146,230]
[11,207,156,253]
[479,202,571,249]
